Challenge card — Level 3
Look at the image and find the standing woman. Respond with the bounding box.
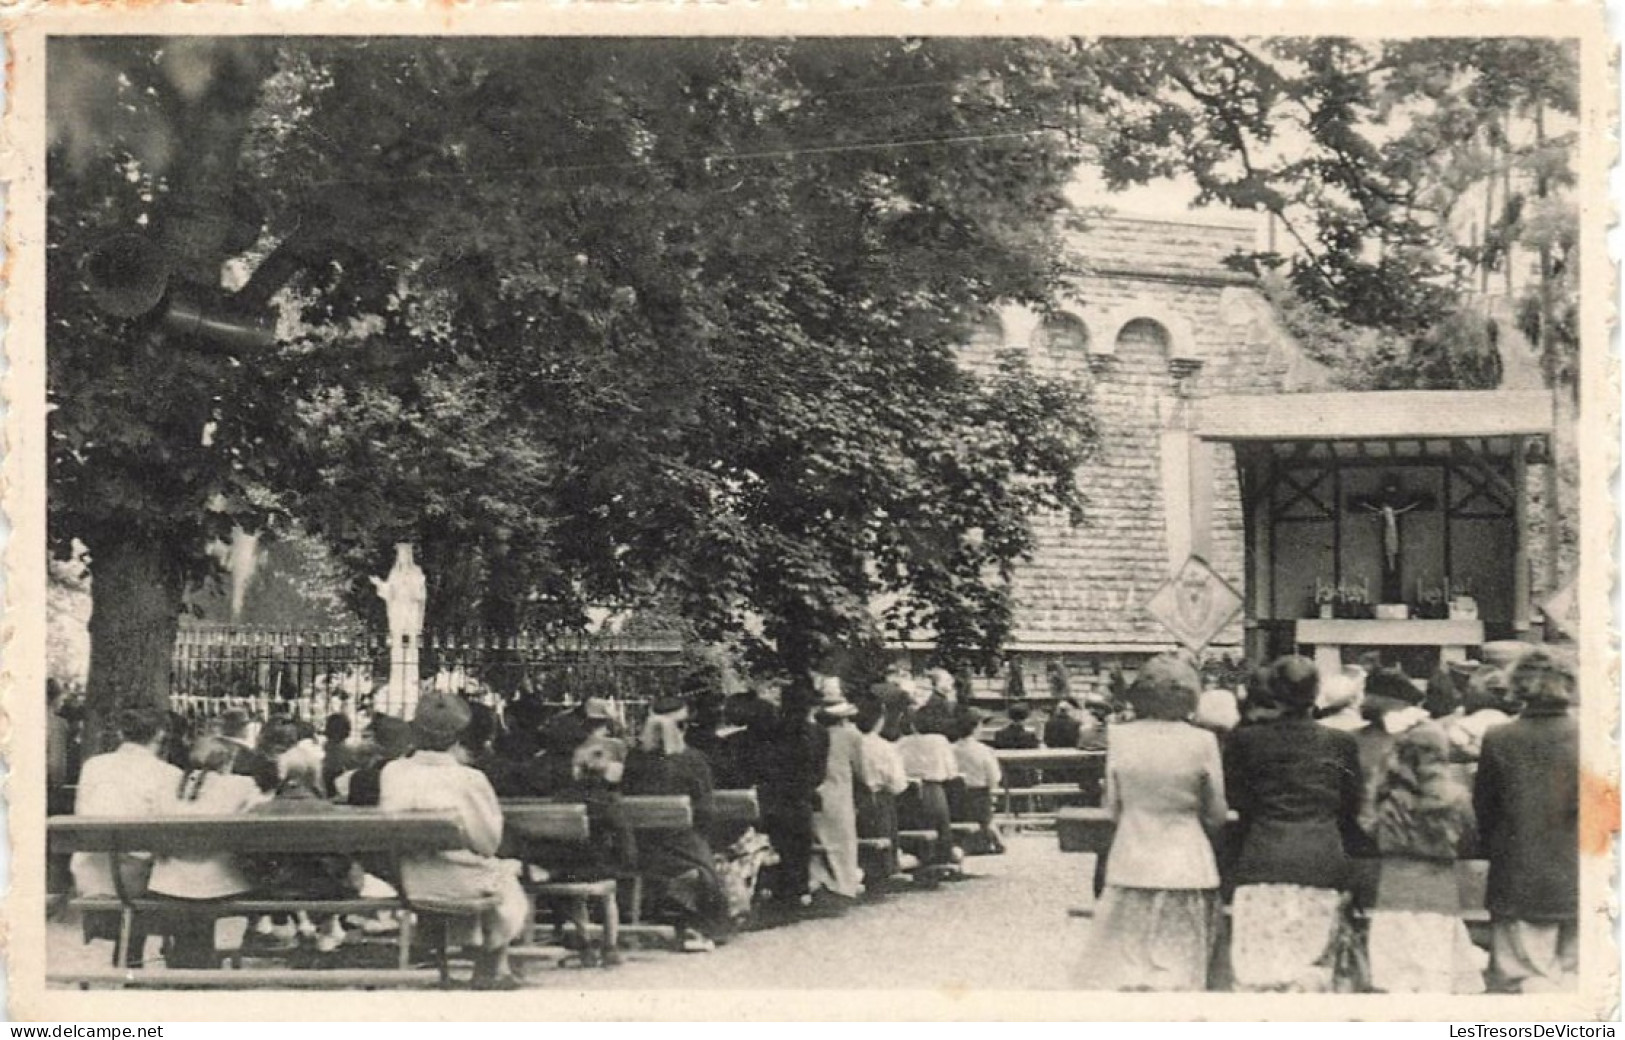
[1473,650,1579,993]
[1223,656,1364,992]
[808,680,866,904]
[743,679,828,915]
[1077,655,1227,992]
[1366,721,1486,993]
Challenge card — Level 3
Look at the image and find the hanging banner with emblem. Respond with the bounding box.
[1145,555,1245,653]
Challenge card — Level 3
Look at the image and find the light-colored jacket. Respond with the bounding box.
[953,738,1003,790]
[148,771,263,899]
[896,733,958,783]
[378,751,513,901]
[1103,720,1227,890]
[69,744,183,897]
[859,732,909,795]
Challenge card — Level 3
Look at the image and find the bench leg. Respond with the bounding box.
[601,890,621,967]
[435,918,451,986]
[116,910,133,968]
[630,876,643,925]
[397,912,414,972]
[561,899,592,965]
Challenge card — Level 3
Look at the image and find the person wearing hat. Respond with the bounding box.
[1473,649,1578,993]
[739,677,829,916]
[621,695,733,951]
[1043,699,1084,750]
[1447,665,1517,763]
[807,678,866,905]
[344,714,413,807]
[378,691,531,989]
[1222,655,1364,992]
[1315,670,1368,733]
[1075,654,1227,991]
[853,691,911,882]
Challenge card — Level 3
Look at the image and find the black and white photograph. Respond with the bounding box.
[7,7,1615,1021]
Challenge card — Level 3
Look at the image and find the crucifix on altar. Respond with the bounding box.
[1348,475,1437,603]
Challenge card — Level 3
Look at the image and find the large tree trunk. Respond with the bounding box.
[83,539,185,754]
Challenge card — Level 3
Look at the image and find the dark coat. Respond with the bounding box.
[1043,714,1082,750]
[990,723,1040,751]
[740,717,827,822]
[1223,717,1363,890]
[1473,704,1578,922]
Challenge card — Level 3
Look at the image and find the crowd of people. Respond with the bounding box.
[53,643,1579,994]
[1079,647,1579,996]
[56,664,1023,986]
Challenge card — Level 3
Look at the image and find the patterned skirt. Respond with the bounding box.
[1369,910,1488,993]
[1075,887,1217,992]
[1230,884,1345,992]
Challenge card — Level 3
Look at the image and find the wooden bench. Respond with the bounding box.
[501,794,694,948]
[500,801,620,966]
[48,811,496,987]
[994,749,1104,818]
[1056,807,1492,924]
[712,788,760,826]
[617,794,694,943]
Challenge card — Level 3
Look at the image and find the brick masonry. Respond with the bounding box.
[953,214,1321,690]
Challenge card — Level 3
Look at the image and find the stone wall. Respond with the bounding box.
[952,213,1311,691]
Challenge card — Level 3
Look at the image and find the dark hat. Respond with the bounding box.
[411,692,472,750]
[1365,665,1424,707]
[1509,648,1575,706]
[1007,702,1032,722]
[650,694,689,717]
[816,680,859,718]
[368,713,413,757]
[1267,655,1321,710]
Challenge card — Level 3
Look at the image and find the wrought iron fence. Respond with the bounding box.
[170,624,687,727]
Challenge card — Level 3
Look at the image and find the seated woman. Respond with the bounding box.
[949,709,1005,855]
[147,735,264,968]
[379,691,532,990]
[620,697,732,952]
[895,708,959,868]
[854,693,909,881]
[244,743,371,955]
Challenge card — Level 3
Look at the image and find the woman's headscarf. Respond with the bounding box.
[1370,720,1473,859]
[638,711,687,756]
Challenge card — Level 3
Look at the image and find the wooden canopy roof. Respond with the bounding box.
[1195,390,1553,461]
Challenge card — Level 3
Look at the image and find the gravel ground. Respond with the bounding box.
[47,834,1097,990]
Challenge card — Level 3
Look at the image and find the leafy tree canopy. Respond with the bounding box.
[1076,37,1578,387]
[49,36,1098,713]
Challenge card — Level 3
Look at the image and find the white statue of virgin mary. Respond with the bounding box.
[371,542,427,637]
[371,543,426,715]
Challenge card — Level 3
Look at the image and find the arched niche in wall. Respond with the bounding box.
[1101,304,1202,364]
[1030,310,1091,354]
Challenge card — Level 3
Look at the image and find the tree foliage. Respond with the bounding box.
[1077,37,1579,387]
[49,36,1100,710]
